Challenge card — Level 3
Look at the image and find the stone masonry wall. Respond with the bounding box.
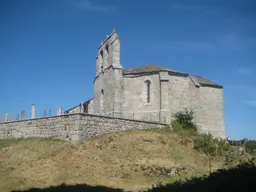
[188,79,200,124]
[93,67,116,116]
[197,86,226,138]
[87,99,94,114]
[0,115,80,142]
[168,74,190,122]
[79,114,166,141]
[122,72,225,139]
[0,113,167,143]
[123,73,161,122]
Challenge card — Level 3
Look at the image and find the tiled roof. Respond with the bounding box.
[83,98,93,104]
[123,64,222,88]
[64,98,93,113]
[123,64,175,74]
[192,75,222,88]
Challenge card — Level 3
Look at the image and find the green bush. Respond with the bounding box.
[171,121,184,132]
[194,134,231,156]
[171,109,231,156]
[245,140,256,153]
[171,108,197,131]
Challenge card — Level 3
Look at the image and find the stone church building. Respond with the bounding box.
[65,29,226,138]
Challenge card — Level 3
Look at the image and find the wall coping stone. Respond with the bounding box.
[0,113,169,126]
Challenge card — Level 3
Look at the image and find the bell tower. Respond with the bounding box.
[96,28,122,76]
[94,29,124,117]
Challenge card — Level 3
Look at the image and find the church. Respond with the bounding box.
[65,29,226,138]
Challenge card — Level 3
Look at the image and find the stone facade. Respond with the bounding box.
[0,114,167,143]
[65,29,226,138]
[123,73,161,122]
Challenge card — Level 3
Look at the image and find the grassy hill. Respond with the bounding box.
[0,129,252,192]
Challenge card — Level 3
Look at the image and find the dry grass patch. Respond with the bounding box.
[0,130,225,192]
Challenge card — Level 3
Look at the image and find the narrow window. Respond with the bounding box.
[105,44,109,54]
[100,50,104,70]
[100,89,104,111]
[83,104,88,113]
[145,80,151,103]
[105,44,109,66]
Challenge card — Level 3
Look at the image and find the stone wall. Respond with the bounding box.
[123,73,161,122]
[188,78,200,124]
[122,71,226,138]
[93,66,124,117]
[87,99,94,114]
[159,71,170,123]
[0,113,167,143]
[0,115,80,142]
[94,67,116,116]
[168,73,190,120]
[197,86,226,138]
[79,114,166,141]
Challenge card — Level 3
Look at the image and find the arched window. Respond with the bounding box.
[100,50,104,70]
[145,80,151,103]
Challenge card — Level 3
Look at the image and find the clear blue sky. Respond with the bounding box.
[1,0,255,139]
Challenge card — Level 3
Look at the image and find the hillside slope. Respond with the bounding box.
[0,129,226,192]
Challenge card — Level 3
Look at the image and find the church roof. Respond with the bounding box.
[123,64,175,74]
[64,98,93,114]
[123,64,222,88]
[192,75,222,87]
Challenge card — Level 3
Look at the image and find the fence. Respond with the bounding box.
[0,104,64,123]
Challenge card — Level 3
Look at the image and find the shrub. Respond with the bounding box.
[171,108,197,131]
[245,140,256,153]
[171,109,231,156]
[171,121,184,132]
[194,134,231,156]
